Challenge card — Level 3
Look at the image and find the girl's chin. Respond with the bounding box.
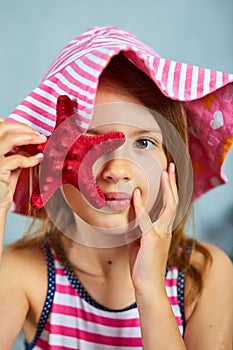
[64,211,142,248]
[73,209,138,235]
[96,219,136,234]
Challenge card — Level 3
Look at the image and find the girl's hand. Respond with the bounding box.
[127,163,178,296]
[0,118,46,213]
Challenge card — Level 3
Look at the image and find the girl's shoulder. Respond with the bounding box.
[2,241,48,296]
[0,243,48,344]
[185,241,232,300]
[191,241,232,271]
[2,242,46,277]
[184,242,233,334]
[1,243,48,311]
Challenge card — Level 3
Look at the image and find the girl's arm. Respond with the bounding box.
[134,242,233,350]
[128,164,233,349]
[0,119,46,347]
[136,289,186,349]
[0,209,7,258]
[184,243,233,349]
[0,119,45,260]
[0,247,30,348]
[0,242,48,349]
[128,164,186,349]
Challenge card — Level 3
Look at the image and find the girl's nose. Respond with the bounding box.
[100,159,132,183]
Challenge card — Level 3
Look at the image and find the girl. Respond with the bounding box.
[0,26,232,349]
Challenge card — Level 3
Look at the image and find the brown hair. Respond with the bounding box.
[9,52,212,313]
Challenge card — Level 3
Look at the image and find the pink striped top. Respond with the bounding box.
[25,243,185,350]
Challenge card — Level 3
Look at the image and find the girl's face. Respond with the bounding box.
[62,84,167,233]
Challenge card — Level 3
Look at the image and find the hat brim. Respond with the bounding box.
[6,26,233,216]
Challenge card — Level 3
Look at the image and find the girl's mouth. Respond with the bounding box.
[104,192,132,211]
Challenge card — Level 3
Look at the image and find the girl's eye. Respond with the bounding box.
[134,138,156,150]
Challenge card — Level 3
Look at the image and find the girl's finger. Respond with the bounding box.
[168,163,178,202]
[0,132,47,156]
[133,163,178,236]
[133,188,153,234]
[0,121,40,133]
[155,169,178,233]
[0,153,44,172]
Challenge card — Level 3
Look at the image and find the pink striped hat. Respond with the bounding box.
[6,26,233,202]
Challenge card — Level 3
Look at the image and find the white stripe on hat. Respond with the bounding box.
[45,35,95,78]
[215,71,223,89]
[36,87,58,104]
[66,65,96,89]
[178,63,187,100]
[203,69,211,95]
[87,53,110,67]
[8,114,53,135]
[26,95,55,115]
[190,65,199,100]
[156,58,166,83]
[76,58,101,78]
[45,47,96,79]
[16,104,55,126]
[56,72,95,100]
[167,60,177,98]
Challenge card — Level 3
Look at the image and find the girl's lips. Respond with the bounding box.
[104,192,132,211]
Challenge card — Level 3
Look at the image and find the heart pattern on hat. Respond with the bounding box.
[210,110,224,130]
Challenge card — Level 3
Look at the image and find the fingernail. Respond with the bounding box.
[135,188,141,197]
[163,171,169,179]
[34,131,47,139]
[38,134,47,141]
[170,163,175,173]
[34,153,44,160]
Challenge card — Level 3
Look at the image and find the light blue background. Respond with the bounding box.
[1,1,232,348]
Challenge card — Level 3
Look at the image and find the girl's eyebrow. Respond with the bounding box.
[130,129,163,140]
[86,128,108,135]
[87,127,162,135]
[135,129,162,135]
[86,128,163,142]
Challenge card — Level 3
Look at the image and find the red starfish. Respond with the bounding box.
[18,95,125,210]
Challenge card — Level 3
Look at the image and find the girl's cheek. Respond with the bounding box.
[142,164,163,214]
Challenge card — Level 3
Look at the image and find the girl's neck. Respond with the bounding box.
[59,234,136,310]
[60,234,131,279]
